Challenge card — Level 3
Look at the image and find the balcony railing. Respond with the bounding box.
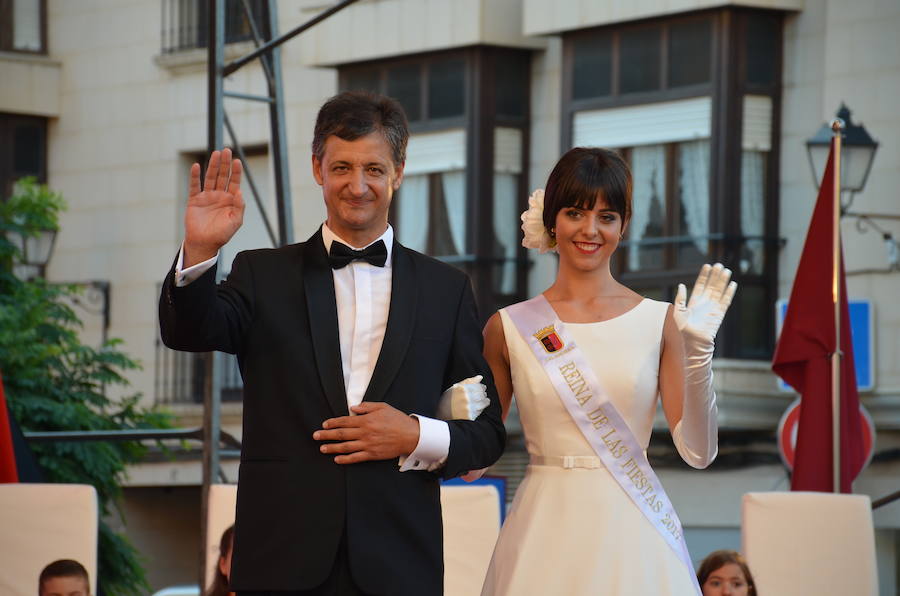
[160,0,268,55]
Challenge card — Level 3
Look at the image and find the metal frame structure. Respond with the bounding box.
[200,0,359,584]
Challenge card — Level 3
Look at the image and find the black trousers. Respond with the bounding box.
[236,532,371,596]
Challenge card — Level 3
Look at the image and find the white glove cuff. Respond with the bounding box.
[436,375,489,421]
[674,359,718,469]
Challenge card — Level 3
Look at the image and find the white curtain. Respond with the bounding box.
[13,0,41,50]
[442,171,467,255]
[493,174,518,294]
[741,150,766,274]
[628,145,666,270]
[678,140,711,255]
[397,174,429,252]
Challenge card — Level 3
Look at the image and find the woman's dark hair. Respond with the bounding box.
[542,147,632,233]
[697,549,757,595]
[312,90,409,168]
[206,524,235,596]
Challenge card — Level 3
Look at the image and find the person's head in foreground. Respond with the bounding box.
[697,549,756,596]
[39,559,90,596]
[207,524,235,596]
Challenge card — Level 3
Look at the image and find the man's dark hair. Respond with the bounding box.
[39,559,90,595]
[312,90,409,168]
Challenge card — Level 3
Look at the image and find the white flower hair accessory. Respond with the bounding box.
[520,189,557,253]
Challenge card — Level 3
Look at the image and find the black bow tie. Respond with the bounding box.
[328,239,388,269]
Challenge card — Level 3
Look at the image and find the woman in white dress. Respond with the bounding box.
[480,147,736,596]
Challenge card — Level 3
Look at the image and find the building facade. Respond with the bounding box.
[2,0,899,591]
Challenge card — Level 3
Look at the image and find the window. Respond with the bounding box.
[0,113,47,201]
[344,55,468,126]
[160,0,269,54]
[669,19,712,87]
[564,9,783,359]
[619,26,662,94]
[397,171,466,256]
[0,0,45,53]
[340,48,532,317]
[625,140,711,272]
[566,14,713,104]
[571,34,611,100]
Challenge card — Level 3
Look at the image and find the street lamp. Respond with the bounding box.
[9,226,57,280]
[807,104,898,272]
[806,103,879,206]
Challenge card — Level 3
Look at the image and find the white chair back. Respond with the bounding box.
[741,491,878,596]
[442,484,502,596]
[204,484,238,589]
[0,484,98,596]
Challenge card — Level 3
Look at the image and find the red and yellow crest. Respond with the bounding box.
[534,325,564,353]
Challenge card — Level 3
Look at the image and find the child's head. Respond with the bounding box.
[38,560,90,596]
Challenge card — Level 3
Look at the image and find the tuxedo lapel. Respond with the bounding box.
[302,230,348,417]
[362,242,417,405]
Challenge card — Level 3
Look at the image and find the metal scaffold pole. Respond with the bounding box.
[200,0,225,587]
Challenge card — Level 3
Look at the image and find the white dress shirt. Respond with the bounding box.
[175,224,449,471]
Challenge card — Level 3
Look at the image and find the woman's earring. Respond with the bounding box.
[548,228,556,238]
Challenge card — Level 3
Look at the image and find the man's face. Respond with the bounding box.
[312,132,403,243]
[40,576,89,596]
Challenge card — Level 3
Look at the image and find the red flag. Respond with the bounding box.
[772,141,866,492]
[0,371,19,483]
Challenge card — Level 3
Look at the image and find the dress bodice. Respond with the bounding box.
[499,298,669,457]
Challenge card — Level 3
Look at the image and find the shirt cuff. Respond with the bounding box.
[175,242,218,287]
[398,415,450,472]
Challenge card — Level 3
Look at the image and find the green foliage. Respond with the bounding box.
[1,178,172,595]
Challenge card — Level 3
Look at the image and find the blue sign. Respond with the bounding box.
[775,299,874,392]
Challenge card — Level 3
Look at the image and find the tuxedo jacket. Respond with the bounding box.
[159,229,506,595]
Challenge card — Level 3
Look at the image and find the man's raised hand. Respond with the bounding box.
[183,148,244,267]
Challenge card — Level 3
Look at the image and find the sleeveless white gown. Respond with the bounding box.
[480,298,697,596]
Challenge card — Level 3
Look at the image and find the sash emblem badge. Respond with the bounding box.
[534,325,564,353]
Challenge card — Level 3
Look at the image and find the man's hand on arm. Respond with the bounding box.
[314,402,421,464]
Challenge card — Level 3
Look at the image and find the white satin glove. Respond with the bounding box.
[671,263,737,469]
[436,375,489,421]
[436,375,491,482]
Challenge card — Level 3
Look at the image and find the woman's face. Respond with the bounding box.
[702,562,750,596]
[553,195,624,271]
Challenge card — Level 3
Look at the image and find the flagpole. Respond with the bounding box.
[831,118,843,493]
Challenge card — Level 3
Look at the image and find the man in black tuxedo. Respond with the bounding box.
[159,91,505,595]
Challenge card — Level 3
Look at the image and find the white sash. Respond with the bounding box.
[506,295,701,595]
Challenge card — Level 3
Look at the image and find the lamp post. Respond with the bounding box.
[806,103,879,210]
